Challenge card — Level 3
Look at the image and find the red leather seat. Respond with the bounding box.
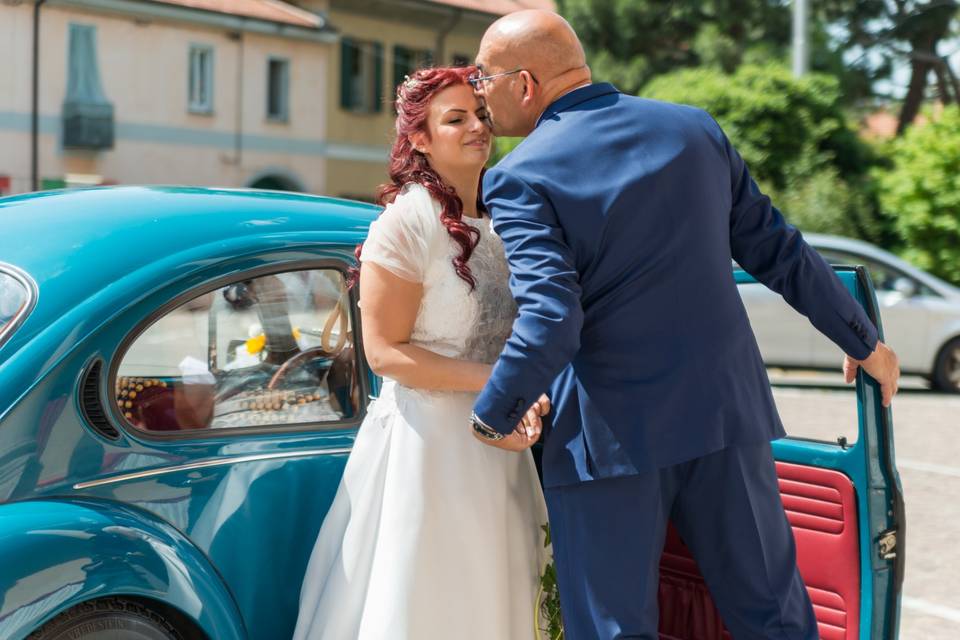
[133,385,179,431]
[658,461,860,640]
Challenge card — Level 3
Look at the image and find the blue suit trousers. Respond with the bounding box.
[544,443,818,640]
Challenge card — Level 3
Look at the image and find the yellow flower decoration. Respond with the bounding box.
[246,334,266,354]
[246,328,301,355]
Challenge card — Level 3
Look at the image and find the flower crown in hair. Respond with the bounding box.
[396,74,422,113]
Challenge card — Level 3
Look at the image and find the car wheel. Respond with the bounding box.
[27,597,184,640]
[933,337,960,393]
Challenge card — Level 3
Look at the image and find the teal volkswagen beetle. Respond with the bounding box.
[0,187,903,639]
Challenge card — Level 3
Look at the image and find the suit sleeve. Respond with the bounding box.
[722,128,878,360]
[472,168,584,434]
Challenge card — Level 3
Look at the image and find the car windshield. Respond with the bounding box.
[0,269,30,339]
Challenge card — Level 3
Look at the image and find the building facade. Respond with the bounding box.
[0,0,341,196]
[0,0,553,200]
[313,0,553,199]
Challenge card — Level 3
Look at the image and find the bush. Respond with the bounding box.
[766,168,874,238]
[643,64,888,241]
[877,106,960,285]
[643,65,863,186]
[489,136,524,167]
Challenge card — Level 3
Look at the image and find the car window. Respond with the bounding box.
[116,268,361,433]
[767,385,858,446]
[0,269,30,340]
[816,249,937,297]
[736,275,859,446]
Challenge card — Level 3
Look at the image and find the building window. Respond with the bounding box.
[63,22,114,150]
[393,45,433,94]
[452,54,471,67]
[340,38,383,113]
[189,45,214,113]
[267,57,290,122]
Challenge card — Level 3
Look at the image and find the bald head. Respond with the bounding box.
[474,10,590,136]
[479,10,586,83]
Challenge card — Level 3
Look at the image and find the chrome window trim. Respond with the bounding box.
[0,262,38,350]
[73,446,353,489]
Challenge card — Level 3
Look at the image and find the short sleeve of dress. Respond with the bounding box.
[360,183,441,283]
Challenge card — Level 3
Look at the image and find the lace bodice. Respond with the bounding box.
[360,183,516,364]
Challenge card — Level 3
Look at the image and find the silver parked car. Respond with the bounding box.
[740,233,960,392]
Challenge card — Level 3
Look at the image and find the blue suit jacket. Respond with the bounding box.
[473,84,879,489]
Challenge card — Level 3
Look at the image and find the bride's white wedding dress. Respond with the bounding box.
[293,183,549,640]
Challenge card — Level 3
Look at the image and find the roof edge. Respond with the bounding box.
[417,0,556,18]
[336,0,532,21]
[49,0,339,43]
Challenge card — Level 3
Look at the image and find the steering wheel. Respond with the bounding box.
[267,295,349,390]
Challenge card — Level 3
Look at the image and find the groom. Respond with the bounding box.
[468,9,901,640]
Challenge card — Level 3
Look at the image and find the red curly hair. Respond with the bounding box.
[352,65,487,289]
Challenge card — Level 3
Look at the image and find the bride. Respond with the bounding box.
[293,66,550,639]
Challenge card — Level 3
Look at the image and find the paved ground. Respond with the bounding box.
[768,373,960,639]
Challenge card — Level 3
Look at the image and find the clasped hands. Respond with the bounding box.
[473,394,551,452]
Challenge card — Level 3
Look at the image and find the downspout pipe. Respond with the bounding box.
[226,28,244,166]
[32,0,48,192]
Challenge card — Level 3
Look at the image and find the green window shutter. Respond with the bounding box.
[373,42,384,113]
[393,45,410,96]
[340,38,355,110]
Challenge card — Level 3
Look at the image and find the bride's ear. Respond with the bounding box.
[408,131,430,156]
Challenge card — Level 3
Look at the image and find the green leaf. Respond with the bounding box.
[877,106,960,285]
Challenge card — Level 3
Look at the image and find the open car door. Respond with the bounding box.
[655,266,905,640]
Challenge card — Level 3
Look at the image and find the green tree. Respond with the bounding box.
[643,64,889,241]
[559,0,960,122]
[821,0,960,133]
[559,0,876,100]
[560,0,792,95]
[876,106,960,284]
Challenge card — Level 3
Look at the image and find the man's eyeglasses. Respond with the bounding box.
[468,68,540,90]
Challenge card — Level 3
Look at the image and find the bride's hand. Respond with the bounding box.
[472,406,542,452]
[516,393,551,439]
[534,393,551,417]
[472,394,551,452]
[475,427,540,452]
[497,394,551,451]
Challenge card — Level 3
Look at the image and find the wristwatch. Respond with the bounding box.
[470,412,505,441]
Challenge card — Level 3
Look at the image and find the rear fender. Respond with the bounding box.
[0,498,246,640]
